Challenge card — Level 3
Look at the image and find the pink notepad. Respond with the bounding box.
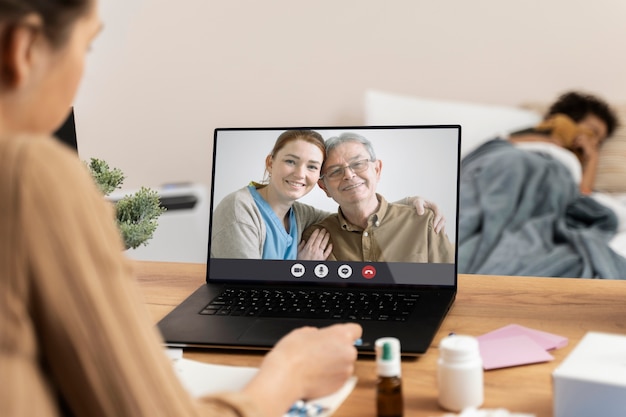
[477,324,568,370]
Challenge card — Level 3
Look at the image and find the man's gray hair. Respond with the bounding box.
[324,132,377,161]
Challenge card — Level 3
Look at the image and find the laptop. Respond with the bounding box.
[157,125,460,355]
[54,107,78,152]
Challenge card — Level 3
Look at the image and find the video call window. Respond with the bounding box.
[208,127,459,287]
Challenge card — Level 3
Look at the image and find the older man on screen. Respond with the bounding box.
[302,133,454,263]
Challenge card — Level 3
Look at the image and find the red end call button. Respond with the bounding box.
[361,265,376,279]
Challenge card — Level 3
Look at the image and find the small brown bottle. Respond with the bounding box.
[375,337,403,417]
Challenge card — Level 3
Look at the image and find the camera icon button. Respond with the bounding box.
[291,263,306,278]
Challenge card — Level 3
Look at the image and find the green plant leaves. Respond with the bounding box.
[87,158,166,249]
[87,158,125,196]
[116,187,166,249]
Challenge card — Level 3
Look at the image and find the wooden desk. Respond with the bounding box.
[134,261,626,417]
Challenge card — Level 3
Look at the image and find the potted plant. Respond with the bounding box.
[87,158,165,249]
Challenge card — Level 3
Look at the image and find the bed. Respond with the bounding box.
[365,90,626,278]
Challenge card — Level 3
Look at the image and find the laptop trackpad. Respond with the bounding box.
[238,319,321,345]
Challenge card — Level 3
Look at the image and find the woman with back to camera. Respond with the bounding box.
[211,130,447,260]
[0,1,361,416]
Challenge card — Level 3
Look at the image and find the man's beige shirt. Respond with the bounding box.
[303,194,454,263]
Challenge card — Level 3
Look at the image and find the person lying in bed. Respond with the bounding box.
[507,91,619,195]
[459,91,626,278]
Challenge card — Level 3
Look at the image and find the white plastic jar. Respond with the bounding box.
[437,334,484,412]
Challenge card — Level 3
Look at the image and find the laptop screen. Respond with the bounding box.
[208,126,459,289]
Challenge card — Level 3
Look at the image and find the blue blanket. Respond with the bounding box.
[458,139,626,279]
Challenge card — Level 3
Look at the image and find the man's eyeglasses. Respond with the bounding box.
[321,159,372,180]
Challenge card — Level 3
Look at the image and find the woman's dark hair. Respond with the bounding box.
[547,91,619,137]
[0,0,92,48]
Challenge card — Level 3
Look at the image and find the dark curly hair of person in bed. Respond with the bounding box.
[546,91,619,137]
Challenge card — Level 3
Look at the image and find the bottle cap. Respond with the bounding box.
[439,334,481,363]
[375,337,401,377]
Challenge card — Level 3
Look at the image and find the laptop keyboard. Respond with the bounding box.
[199,287,419,321]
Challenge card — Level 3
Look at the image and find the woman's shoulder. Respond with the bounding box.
[213,186,263,224]
[216,186,255,208]
[1,134,88,186]
[1,134,120,242]
[210,187,266,246]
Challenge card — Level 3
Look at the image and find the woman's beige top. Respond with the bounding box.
[0,135,263,417]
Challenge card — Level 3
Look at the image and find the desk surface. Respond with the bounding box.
[134,261,626,417]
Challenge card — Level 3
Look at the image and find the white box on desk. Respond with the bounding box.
[553,331,626,417]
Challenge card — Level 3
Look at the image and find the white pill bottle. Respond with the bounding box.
[437,334,484,412]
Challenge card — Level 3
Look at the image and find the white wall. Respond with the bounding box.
[75,0,626,190]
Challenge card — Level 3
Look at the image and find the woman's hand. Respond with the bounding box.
[297,228,332,260]
[243,323,362,416]
[409,196,446,234]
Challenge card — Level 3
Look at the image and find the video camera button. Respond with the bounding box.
[290,263,306,278]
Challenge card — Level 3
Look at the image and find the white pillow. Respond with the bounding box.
[364,90,542,157]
